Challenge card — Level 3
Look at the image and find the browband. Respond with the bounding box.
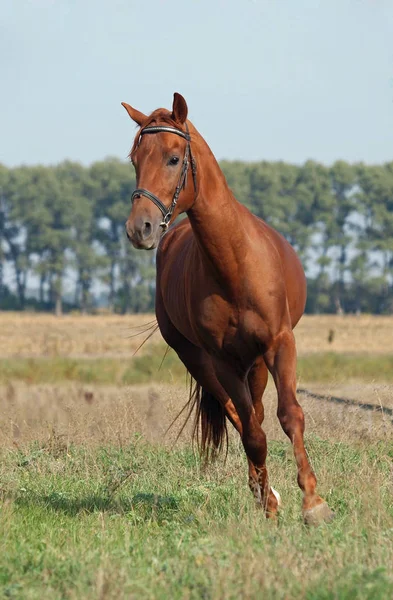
[140,125,191,141]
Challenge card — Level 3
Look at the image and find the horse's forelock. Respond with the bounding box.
[129,108,185,160]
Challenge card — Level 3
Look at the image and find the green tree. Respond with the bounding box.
[0,164,9,298]
[19,165,76,314]
[56,161,105,313]
[329,161,357,307]
[90,158,135,310]
[356,163,393,312]
[1,166,38,309]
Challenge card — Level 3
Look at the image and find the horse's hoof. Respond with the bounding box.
[303,502,334,526]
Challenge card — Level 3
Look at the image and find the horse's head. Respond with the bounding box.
[122,93,197,250]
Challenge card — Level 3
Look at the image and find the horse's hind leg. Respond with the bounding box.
[213,359,279,518]
[264,330,334,525]
[247,358,281,511]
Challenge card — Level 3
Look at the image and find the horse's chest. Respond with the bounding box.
[159,242,273,358]
[190,295,265,361]
[191,293,233,343]
[162,271,233,344]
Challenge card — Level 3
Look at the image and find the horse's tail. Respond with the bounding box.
[168,374,228,461]
[188,377,228,462]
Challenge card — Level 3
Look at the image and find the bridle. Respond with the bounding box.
[131,123,197,229]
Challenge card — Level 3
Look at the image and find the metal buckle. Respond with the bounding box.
[161,212,172,229]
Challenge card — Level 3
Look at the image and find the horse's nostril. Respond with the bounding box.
[142,222,152,239]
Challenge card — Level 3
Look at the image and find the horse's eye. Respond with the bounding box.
[168,156,179,166]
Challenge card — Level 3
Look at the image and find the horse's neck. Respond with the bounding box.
[187,135,248,285]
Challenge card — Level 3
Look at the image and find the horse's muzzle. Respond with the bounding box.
[125,219,160,250]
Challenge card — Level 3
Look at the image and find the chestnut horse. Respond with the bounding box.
[122,93,333,525]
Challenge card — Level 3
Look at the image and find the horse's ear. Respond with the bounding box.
[171,93,188,124]
[121,102,147,126]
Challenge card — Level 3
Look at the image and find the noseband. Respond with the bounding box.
[131,123,197,229]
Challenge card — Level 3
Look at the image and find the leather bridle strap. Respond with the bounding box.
[131,123,197,229]
[138,125,191,142]
[132,188,168,217]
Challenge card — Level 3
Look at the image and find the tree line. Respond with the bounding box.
[1,158,393,314]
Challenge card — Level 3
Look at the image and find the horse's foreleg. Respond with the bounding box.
[264,330,334,525]
[213,359,279,518]
[157,299,277,514]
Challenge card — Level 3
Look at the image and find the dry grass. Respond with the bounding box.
[0,312,161,358]
[1,311,392,448]
[1,380,391,451]
[2,312,393,358]
[0,382,184,450]
[294,314,393,355]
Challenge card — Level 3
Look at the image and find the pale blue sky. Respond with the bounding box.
[1,0,393,166]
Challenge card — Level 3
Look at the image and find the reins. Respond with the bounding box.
[131,123,197,229]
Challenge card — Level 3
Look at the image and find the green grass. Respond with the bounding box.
[0,346,185,385]
[2,348,393,384]
[298,352,393,382]
[1,435,393,599]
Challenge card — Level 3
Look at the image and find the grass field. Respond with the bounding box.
[2,312,393,358]
[0,313,393,599]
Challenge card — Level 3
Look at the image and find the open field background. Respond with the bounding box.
[0,313,393,598]
[2,312,393,358]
